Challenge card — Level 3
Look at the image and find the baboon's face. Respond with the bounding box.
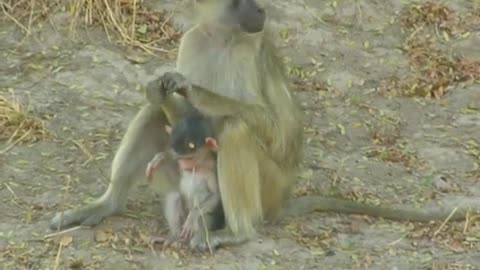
[195,0,266,33]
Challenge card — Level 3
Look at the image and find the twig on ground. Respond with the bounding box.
[433,207,459,236]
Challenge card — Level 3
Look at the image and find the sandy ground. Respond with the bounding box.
[1,0,480,269]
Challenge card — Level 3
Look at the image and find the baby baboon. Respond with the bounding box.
[146,113,224,248]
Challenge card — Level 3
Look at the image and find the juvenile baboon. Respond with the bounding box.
[145,113,224,248]
[50,0,477,251]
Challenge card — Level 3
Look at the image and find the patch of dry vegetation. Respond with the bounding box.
[1,0,180,55]
[0,0,61,34]
[407,214,480,257]
[381,1,480,98]
[0,92,50,147]
[367,123,419,170]
[284,221,335,251]
[68,0,180,54]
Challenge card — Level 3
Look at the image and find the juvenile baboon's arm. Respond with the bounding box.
[285,195,474,222]
[194,192,222,216]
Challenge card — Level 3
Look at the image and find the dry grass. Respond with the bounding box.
[0,91,50,147]
[381,1,480,98]
[68,0,180,55]
[401,1,463,35]
[1,0,180,55]
[0,0,61,35]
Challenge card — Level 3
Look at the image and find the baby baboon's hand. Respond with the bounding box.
[180,211,197,241]
[145,152,166,181]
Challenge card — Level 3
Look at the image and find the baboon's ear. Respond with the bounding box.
[205,137,218,151]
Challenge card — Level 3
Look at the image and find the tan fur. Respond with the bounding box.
[216,119,263,235]
[172,7,303,244]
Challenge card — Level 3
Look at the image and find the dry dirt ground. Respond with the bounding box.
[1,0,480,269]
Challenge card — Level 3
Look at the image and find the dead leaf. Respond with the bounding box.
[60,235,73,246]
[95,230,110,243]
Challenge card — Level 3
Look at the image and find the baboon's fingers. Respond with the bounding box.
[145,78,165,104]
[180,229,191,241]
[160,72,191,97]
[145,162,157,180]
[180,219,194,240]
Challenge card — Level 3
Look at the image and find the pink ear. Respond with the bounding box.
[165,125,172,134]
[205,137,218,151]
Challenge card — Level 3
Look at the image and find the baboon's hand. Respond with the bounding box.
[145,72,191,104]
[145,77,167,104]
[145,152,166,181]
[180,211,197,241]
[159,71,191,98]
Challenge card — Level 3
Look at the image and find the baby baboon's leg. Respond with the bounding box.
[151,191,186,247]
[164,191,186,237]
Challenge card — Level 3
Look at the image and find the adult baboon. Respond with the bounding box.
[50,0,475,251]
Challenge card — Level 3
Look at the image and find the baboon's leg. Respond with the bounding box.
[164,191,186,237]
[50,105,174,230]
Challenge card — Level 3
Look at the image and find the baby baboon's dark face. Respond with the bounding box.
[169,114,214,157]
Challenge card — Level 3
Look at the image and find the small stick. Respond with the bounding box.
[387,235,405,246]
[27,0,35,33]
[4,182,19,199]
[44,225,89,239]
[52,237,66,270]
[1,128,32,154]
[302,2,326,25]
[71,139,94,166]
[159,12,175,39]
[433,207,459,237]
[463,210,470,234]
[6,123,21,144]
[131,0,137,39]
[0,2,31,34]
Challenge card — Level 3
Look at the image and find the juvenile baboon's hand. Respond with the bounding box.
[145,152,166,181]
[159,71,191,98]
[180,211,197,241]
